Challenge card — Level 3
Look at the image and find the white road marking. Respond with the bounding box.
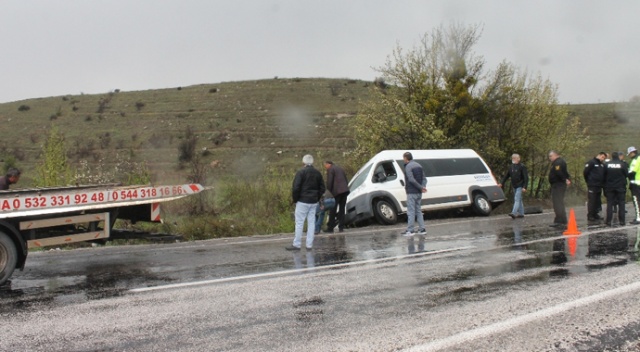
[128,246,476,293]
[403,280,640,352]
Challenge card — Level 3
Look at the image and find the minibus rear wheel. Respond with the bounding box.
[374,199,398,225]
[472,193,492,216]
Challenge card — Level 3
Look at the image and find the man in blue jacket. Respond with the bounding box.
[401,152,427,236]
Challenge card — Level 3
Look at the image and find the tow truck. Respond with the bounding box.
[0,183,206,285]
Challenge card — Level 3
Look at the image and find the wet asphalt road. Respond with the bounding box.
[2,206,640,351]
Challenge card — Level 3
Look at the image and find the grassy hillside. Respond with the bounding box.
[1,78,639,188]
[0,78,371,185]
[569,101,640,159]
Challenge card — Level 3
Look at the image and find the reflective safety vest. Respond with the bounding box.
[629,156,640,184]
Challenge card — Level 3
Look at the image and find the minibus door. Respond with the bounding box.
[372,160,406,212]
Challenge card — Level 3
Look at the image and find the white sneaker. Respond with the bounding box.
[400,230,414,237]
[416,228,427,235]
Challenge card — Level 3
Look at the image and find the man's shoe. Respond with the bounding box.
[416,228,427,235]
[630,219,640,225]
[322,229,334,233]
[400,230,414,237]
[549,223,563,228]
[516,214,525,218]
[285,245,301,251]
[508,213,516,219]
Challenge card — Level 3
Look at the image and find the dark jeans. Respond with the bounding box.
[327,192,349,231]
[315,198,335,233]
[551,182,567,225]
[605,188,626,224]
[587,186,602,220]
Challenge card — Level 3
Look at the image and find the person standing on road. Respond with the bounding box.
[583,152,606,222]
[604,152,628,226]
[401,152,427,236]
[323,161,350,233]
[548,150,571,228]
[314,190,335,234]
[287,155,325,251]
[626,147,640,224]
[0,168,21,190]
[498,153,529,219]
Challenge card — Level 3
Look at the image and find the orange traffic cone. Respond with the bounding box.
[563,208,581,236]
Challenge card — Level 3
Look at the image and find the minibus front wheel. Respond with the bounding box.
[373,199,398,225]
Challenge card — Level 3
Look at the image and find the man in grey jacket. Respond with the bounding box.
[402,152,427,236]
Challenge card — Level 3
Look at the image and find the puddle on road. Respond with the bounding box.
[0,264,172,314]
[2,225,639,313]
[416,225,640,306]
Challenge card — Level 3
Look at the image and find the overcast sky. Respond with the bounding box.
[2,0,638,104]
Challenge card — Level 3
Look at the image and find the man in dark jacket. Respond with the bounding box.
[0,168,20,190]
[287,155,326,251]
[323,161,350,233]
[583,152,606,222]
[604,152,628,226]
[548,150,572,227]
[498,153,529,219]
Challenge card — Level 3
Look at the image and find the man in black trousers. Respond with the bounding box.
[324,161,350,233]
[583,152,606,222]
[603,152,628,226]
[548,150,572,227]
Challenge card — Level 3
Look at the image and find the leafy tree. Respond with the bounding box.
[35,125,73,187]
[354,23,589,196]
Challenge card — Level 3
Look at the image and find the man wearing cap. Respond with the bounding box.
[288,154,326,251]
[627,147,640,224]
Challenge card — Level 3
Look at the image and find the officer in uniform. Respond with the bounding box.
[604,152,628,226]
[583,152,606,222]
[548,150,571,227]
[626,147,640,224]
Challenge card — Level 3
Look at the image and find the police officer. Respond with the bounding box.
[583,152,606,222]
[604,152,628,226]
[627,147,640,224]
[548,150,571,227]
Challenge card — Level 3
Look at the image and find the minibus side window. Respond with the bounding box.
[349,164,373,192]
[372,161,397,183]
[396,158,488,177]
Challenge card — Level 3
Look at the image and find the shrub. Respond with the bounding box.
[18,105,30,111]
[177,126,197,165]
[135,101,145,111]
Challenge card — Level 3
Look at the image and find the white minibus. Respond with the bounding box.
[345,149,505,225]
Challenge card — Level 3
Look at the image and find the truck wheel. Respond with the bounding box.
[0,231,17,286]
[374,199,398,225]
[472,193,492,216]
